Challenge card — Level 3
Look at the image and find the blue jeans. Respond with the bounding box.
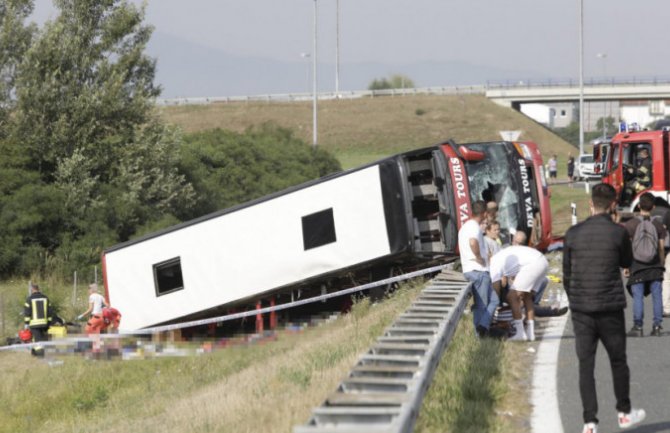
[464,270,499,330]
[630,280,663,327]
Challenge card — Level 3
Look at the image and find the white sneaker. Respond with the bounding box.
[582,422,597,433]
[618,408,646,429]
[508,319,527,341]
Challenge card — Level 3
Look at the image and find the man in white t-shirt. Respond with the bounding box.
[459,200,499,337]
[490,240,548,341]
[78,284,108,333]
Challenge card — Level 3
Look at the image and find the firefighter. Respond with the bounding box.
[630,148,652,192]
[624,148,652,204]
[23,283,52,357]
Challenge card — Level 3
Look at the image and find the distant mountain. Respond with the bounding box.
[147,31,545,98]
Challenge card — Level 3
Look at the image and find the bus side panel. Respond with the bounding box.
[104,165,395,330]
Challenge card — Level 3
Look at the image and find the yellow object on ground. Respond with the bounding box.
[547,274,562,283]
[48,325,67,339]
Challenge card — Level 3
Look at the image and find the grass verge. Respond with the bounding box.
[549,182,593,236]
[415,316,533,433]
[1,279,535,433]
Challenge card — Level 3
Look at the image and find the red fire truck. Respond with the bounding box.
[594,123,670,211]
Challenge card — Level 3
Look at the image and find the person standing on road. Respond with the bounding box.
[458,200,499,338]
[624,192,666,337]
[563,183,646,433]
[23,283,52,357]
[567,153,575,184]
[652,203,670,319]
[548,154,558,183]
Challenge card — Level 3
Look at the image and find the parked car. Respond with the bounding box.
[575,154,600,181]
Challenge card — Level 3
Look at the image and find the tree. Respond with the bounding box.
[368,74,415,90]
[179,123,341,219]
[553,122,602,150]
[10,0,194,232]
[0,0,195,276]
[595,116,617,137]
[0,0,35,140]
[12,0,160,179]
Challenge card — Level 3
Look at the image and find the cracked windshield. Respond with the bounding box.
[465,143,520,242]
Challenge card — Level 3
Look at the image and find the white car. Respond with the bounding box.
[575,154,599,181]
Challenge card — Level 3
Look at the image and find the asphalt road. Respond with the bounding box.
[558,298,670,433]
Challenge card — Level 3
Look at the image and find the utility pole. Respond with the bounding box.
[597,52,608,139]
[312,0,318,148]
[335,0,340,96]
[578,0,585,156]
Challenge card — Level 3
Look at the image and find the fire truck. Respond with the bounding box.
[103,140,552,331]
[594,123,670,211]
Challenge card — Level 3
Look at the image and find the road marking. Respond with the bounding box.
[531,298,569,433]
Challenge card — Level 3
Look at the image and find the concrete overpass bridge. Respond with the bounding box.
[486,78,670,109]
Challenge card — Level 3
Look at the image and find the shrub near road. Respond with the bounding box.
[178,124,341,219]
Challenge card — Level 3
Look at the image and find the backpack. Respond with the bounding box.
[632,216,659,263]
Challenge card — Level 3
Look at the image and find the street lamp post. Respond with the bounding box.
[300,52,311,94]
[312,0,318,148]
[335,0,340,96]
[597,53,608,139]
[578,0,584,157]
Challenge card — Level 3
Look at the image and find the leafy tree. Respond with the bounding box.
[553,121,602,149]
[368,74,415,90]
[179,123,342,219]
[595,116,617,137]
[0,0,195,277]
[12,0,160,179]
[0,0,36,135]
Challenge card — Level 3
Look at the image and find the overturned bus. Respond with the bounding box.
[102,140,551,331]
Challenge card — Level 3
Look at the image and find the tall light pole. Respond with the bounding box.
[335,0,340,95]
[578,0,584,156]
[300,52,311,94]
[312,0,318,148]
[597,52,608,139]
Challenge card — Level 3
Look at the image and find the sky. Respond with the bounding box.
[30,0,670,98]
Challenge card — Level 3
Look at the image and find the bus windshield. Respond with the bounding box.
[461,142,525,240]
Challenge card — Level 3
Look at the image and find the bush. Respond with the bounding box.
[178,123,342,219]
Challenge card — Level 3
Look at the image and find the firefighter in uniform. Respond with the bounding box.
[629,148,652,192]
[624,148,652,204]
[23,283,52,357]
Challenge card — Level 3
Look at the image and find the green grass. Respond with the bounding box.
[549,182,594,236]
[0,281,532,433]
[415,318,529,433]
[160,95,576,170]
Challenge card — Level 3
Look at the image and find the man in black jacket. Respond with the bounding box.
[23,283,52,357]
[564,183,645,433]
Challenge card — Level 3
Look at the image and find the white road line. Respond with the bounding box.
[531,298,570,433]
